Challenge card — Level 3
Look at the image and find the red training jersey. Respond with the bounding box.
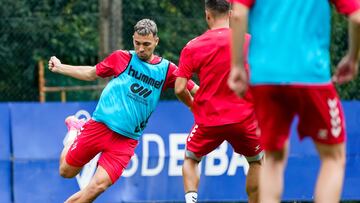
[96,50,195,91]
[176,28,253,126]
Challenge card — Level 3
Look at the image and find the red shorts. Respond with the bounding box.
[251,84,346,151]
[66,119,138,183]
[186,113,263,162]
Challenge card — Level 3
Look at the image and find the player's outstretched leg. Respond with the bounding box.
[259,143,289,203]
[59,115,86,178]
[64,165,112,203]
[246,160,261,203]
[183,156,200,203]
[314,142,345,203]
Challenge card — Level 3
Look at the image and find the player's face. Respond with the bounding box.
[133,32,159,61]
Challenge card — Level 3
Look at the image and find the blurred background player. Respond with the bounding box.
[48,19,198,203]
[228,0,360,202]
[175,0,263,202]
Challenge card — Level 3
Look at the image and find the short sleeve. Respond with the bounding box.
[227,0,255,8]
[177,46,194,80]
[163,62,195,91]
[95,50,131,78]
[331,0,360,15]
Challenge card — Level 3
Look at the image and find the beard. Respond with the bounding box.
[137,53,150,61]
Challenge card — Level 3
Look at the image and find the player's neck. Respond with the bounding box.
[147,54,155,63]
[209,19,229,30]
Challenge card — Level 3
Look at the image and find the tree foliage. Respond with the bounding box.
[0,0,358,101]
[331,10,360,99]
[0,0,99,101]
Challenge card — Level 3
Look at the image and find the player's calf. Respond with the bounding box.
[183,151,202,203]
[68,166,112,202]
[246,160,261,203]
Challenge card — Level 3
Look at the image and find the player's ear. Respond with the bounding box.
[155,36,159,46]
[205,9,210,21]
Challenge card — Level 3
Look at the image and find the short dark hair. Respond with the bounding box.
[134,19,158,36]
[205,0,230,15]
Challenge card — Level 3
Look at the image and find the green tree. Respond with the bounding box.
[331,10,360,100]
[0,0,99,101]
[0,0,359,101]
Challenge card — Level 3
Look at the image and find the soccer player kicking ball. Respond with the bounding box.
[175,1,263,202]
[48,19,198,203]
[229,0,360,202]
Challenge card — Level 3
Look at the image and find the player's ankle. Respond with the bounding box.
[185,191,198,203]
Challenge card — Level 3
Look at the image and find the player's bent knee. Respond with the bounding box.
[185,150,202,162]
[327,152,346,168]
[59,163,80,178]
[316,143,346,165]
[59,167,76,178]
[330,148,346,165]
[246,151,264,163]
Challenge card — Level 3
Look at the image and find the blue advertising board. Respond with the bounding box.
[342,102,360,199]
[0,103,11,203]
[10,102,97,203]
[2,101,360,202]
[10,102,97,159]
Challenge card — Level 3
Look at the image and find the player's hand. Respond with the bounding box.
[228,65,248,97]
[48,56,62,73]
[332,54,359,84]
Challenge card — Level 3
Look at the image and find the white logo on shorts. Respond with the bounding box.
[318,129,328,139]
[327,98,342,138]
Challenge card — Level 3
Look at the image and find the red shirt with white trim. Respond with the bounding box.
[176,28,253,126]
[96,50,195,91]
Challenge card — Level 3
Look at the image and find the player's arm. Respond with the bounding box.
[175,77,194,108]
[48,56,98,81]
[174,43,198,107]
[228,2,249,97]
[348,11,360,62]
[333,10,360,83]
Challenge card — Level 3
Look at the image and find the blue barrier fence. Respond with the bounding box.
[0,103,11,203]
[0,101,359,202]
